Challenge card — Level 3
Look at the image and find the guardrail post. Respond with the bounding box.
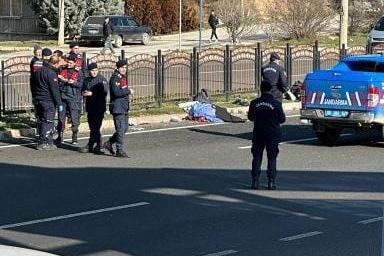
[313,40,320,71]
[121,49,125,60]
[192,47,198,97]
[285,43,292,88]
[155,49,162,107]
[1,60,4,117]
[224,45,231,101]
[256,43,262,93]
[340,43,347,60]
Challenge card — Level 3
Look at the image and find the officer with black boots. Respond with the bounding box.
[79,63,108,154]
[103,60,133,158]
[56,53,84,145]
[248,81,286,190]
[261,52,289,103]
[35,55,63,150]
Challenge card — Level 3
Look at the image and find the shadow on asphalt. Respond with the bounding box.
[0,162,382,256]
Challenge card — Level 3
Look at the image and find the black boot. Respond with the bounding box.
[93,143,103,155]
[55,131,63,144]
[79,142,93,153]
[268,180,276,190]
[72,132,78,145]
[103,140,115,155]
[251,178,259,189]
[115,149,128,158]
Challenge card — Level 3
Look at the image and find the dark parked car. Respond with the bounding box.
[80,15,152,47]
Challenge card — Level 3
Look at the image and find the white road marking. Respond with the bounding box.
[199,250,238,256]
[0,202,149,230]
[0,123,222,149]
[238,133,353,149]
[358,216,384,224]
[279,231,323,242]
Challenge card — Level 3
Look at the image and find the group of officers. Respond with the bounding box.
[30,42,132,158]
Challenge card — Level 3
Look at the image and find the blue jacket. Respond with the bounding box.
[34,62,62,105]
[248,93,286,142]
[261,61,289,102]
[109,71,131,114]
[82,74,108,114]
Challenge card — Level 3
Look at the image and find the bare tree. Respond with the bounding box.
[264,0,335,40]
[214,0,261,44]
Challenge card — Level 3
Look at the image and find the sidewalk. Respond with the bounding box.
[0,102,301,140]
[0,245,60,256]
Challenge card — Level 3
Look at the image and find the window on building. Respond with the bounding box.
[0,0,23,17]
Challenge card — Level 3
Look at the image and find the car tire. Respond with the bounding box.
[141,33,150,45]
[113,35,123,48]
[316,127,341,147]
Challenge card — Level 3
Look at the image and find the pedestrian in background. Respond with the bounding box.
[103,60,133,158]
[101,16,115,54]
[34,55,63,150]
[79,63,108,154]
[56,53,84,145]
[208,10,219,42]
[248,81,286,190]
[261,52,289,103]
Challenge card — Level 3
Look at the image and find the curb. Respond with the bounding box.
[0,102,301,140]
[0,245,60,256]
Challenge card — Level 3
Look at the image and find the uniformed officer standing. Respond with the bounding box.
[261,52,289,103]
[103,60,133,158]
[79,63,108,154]
[56,53,84,144]
[34,56,63,150]
[248,81,286,190]
[66,41,86,76]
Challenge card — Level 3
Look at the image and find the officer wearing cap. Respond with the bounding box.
[79,63,108,154]
[248,81,286,190]
[103,59,133,158]
[66,41,85,74]
[261,52,289,103]
[56,53,84,145]
[35,55,63,150]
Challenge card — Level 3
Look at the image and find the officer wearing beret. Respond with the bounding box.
[35,55,63,150]
[56,53,84,144]
[79,63,108,154]
[66,41,85,75]
[103,60,133,158]
[248,81,286,190]
[261,52,289,103]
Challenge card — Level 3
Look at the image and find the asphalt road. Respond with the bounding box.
[0,111,383,256]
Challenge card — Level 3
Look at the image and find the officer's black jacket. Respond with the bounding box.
[109,71,131,114]
[29,56,40,98]
[248,93,286,142]
[261,61,289,101]
[82,74,108,114]
[35,62,62,105]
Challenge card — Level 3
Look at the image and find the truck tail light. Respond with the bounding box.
[300,83,306,106]
[367,86,379,109]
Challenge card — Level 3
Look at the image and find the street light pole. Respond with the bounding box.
[339,0,348,49]
[58,0,65,46]
[198,0,203,52]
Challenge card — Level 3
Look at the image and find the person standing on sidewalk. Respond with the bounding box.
[79,63,108,154]
[103,60,133,158]
[208,10,219,42]
[248,81,286,190]
[101,16,115,54]
[35,56,63,150]
[261,52,289,103]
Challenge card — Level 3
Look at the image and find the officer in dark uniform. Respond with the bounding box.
[248,81,286,190]
[103,59,133,158]
[34,55,63,150]
[79,63,108,154]
[66,41,86,77]
[56,53,84,144]
[261,52,289,103]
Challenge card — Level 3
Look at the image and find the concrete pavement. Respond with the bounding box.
[0,245,61,256]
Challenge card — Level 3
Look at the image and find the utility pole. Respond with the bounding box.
[179,0,182,50]
[339,0,348,49]
[198,0,203,52]
[58,0,65,46]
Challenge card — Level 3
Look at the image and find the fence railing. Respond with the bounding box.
[1,41,383,116]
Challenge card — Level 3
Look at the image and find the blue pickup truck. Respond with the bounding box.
[300,54,384,146]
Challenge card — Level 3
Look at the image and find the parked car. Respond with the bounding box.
[80,15,152,47]
[368,15,384,46]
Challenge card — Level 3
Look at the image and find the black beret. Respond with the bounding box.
[270,52,280,61]
[87,62,98,70]
[66,53,77,61]
[260,80,272,93]
[116,59,127,68]
[42,48,52,56]
[69,41,79,48]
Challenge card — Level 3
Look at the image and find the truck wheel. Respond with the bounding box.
[316,128,341,146]
[113,35,123,48]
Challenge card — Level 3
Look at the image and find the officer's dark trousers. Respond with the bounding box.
[37,101,55,145]
[88,112,104,145]
[57,99,81,133]
[110,113,128,151]
[251,140,279,181]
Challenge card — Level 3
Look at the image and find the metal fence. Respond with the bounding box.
[0,42,382,116]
